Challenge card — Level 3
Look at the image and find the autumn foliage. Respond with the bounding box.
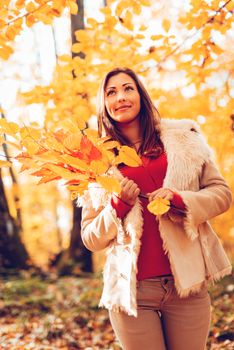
[0,0,233,255]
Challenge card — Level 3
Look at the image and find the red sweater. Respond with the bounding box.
[111,152,186,281]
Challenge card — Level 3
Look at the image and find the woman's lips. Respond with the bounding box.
[116,105,131,111]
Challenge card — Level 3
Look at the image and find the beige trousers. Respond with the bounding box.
[109,276,211,350]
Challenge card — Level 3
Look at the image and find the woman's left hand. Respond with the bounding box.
[147,188,174,202]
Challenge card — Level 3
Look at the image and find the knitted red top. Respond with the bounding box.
[111,151,186,281]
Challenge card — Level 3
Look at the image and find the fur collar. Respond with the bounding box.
[160,118,213,190]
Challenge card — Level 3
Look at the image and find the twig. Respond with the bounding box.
[139,192,186,215]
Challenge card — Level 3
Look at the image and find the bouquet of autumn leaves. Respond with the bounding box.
[0,118,172,216]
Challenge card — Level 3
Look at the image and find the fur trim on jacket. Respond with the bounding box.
[79,118,232,317]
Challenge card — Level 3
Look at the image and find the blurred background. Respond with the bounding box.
[0,1,233,349]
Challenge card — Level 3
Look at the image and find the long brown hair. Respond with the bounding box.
[97,67,163,157]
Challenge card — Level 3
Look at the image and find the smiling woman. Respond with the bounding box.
[98,67,163,157]
[80,67,232,350]
[105,73,141,126]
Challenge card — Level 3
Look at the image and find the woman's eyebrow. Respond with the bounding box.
[106,82,134,90]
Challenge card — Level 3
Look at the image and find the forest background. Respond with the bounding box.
[0,0,233,349]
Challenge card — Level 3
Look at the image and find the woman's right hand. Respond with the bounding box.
[118,178,140,206]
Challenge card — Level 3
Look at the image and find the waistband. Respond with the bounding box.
[139,274,173,281]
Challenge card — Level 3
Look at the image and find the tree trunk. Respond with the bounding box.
[52,0,92,274]
[0,169,29,269]
[69,0,92,272]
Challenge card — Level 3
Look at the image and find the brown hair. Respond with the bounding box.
[97,67,163,157]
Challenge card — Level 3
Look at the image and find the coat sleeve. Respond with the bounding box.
[178,159,232,240]
[80,191,121,252]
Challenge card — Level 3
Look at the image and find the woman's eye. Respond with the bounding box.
[107,90,115,96]
[125,86,133,91]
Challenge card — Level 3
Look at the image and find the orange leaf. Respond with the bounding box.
[37,175,61,184]
[80,136,102,162]
[6,26,17,40]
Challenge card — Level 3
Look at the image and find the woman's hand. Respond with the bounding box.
[147,188,174,202]
[118,178,140,206]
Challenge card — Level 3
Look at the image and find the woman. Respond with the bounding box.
[79,67,232,350]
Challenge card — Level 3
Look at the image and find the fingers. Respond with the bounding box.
[119,178,140,205]
[147,188,174,202]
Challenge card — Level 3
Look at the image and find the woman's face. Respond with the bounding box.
[104,73,141,124]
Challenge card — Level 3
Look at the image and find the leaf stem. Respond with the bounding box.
[139,192,186,215]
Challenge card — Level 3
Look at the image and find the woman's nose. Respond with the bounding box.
[117,91,126,101]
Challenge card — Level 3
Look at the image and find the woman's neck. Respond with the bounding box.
[117,118,141,145]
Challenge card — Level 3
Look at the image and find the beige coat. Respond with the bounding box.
[79,118,232,317]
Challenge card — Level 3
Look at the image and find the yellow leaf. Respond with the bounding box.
[4,140,21,150]
[0,136,5,145]
[121,10,134,31]
[0,45,14,60]
[58,54,72,62]
[0,119,19,135]
[98,135,112,143]
[46,164,89,181]
[74,105,91,121]
[69,181,89,198]
[6,26,17,40]
[0,19,5,29]
[60,118,81,133]
[26,14,36,27]
[115,0,126,17]
[0,160,12,168]
[96,176,121,194]
[151,34,164,40]
[26,1,37,12]
[90,160,109,174]
[22,139,40,155]
[101,149,115,164]
[15,0,24,8]
[75,29,89,42]
[139,24,148,31]
[100,7,112,16]
[34,151,64,164]
[118,146,142,167]
[76,116,87,130]
[18,158,38,172]
[20,126,41,140]
[63,133,82,150]
[132,2,142,15]
[147,197,170,215]
[61,154,89,171]
[84,128,98,139]
[100,140,120,150]
[162,19,171,32]
[86,17,98,29]
[72,43,82,53]
[139,0,151,6]
[68,1,78,15]
[44,136,64,152]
